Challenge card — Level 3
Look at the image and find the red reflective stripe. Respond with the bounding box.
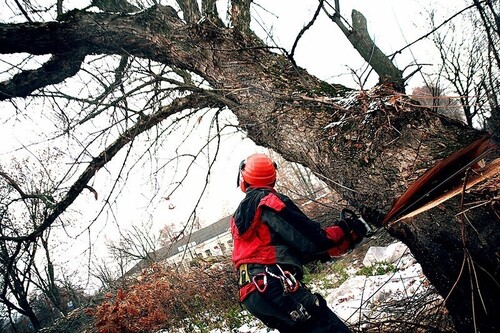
[259,192,285,212]
[232,193,286,268]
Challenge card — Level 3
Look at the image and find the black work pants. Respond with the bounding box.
[242,277,351,333]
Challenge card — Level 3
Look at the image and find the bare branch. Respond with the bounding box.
[289,0,324,66]
[391,1,479,58]
[12,0,33,22]
[473,0,500,69]
[0,171,28,198]
[0,92,223,243]
[0,52,85,100]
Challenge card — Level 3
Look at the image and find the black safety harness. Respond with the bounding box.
[238,263,311,322]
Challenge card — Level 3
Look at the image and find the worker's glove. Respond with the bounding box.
[335,209,368,245]
[324,226,350,257]
[324,209,369,257]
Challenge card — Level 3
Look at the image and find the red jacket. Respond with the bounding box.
[231,187,342,276]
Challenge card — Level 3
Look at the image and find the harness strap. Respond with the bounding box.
[239,264,311,323]
[238,264,268,301]
[239,283,256,301]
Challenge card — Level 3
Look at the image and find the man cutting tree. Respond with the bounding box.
[231,153,369,332]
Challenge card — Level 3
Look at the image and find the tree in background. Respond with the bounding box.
[107,220,160,266]
[0,155,59,330]
[271,153,326,199]
[425,0,499,131]
[411,84,464,121]
[0,1,498,332]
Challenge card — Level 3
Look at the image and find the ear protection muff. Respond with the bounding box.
[236,160,248,192]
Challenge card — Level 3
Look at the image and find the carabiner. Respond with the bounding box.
[282,271,299,293]
[269,264,299,293]
[252,273,268,293]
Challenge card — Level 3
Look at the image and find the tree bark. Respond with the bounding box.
[0,4,498,332]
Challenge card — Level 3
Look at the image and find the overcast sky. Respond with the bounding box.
[253,0,463,89]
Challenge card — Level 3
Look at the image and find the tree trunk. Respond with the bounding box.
[392,198,499,332]
[0,4,498,332]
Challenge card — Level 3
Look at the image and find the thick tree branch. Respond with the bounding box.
[348,10,403,89]
[0,6,225,94]
[230,0,251,33]
[0,52,85,100]
[0,6,184,57]
[0,92,224,243]
[202,0,219,19]
[325,7,404,91]
[56,0,63,18]
[0,5,321,110]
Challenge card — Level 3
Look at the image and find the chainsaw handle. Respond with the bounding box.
[340,208,375,236]
[340,208,358,221]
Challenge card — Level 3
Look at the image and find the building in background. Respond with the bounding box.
[126,216,232,275]
[163,216,232,270]
[126,189,338,276]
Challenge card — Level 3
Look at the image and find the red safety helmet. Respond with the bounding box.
[237,153,277,192]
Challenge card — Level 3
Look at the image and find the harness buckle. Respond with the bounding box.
[290,303,311,322]
[238,263,251,286]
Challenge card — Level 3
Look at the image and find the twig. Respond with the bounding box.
[289,0,324,65]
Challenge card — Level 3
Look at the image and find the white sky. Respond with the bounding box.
[252,0,460,89]
[0,0,470,285]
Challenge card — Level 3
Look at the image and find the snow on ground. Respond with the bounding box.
[325,242,427,326]
[233,241,432,332]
